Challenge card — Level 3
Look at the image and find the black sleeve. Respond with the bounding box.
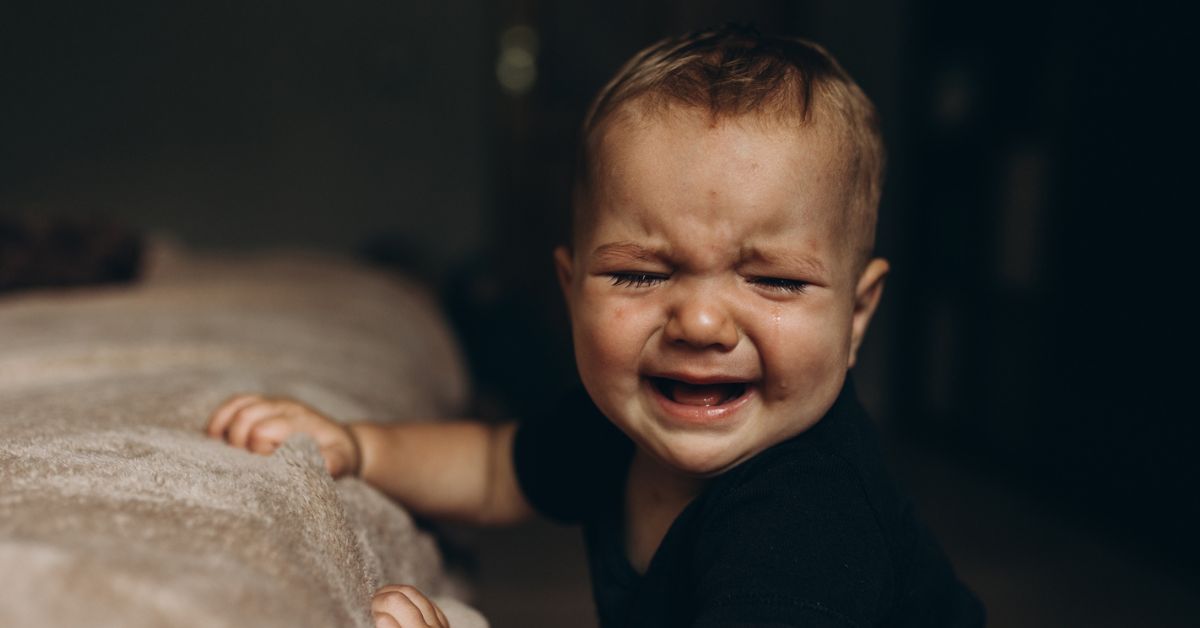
[512,388,633,524]
[687,451,893,628]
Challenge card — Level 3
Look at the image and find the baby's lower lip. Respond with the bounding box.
[644,377,755,425]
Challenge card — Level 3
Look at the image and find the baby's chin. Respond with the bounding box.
[641,431,764,478]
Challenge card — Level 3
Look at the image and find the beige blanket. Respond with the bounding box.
[0,243,486,627]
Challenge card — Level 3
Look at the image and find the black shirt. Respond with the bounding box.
[513,379,985,627]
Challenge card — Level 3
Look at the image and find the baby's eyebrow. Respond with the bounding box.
[590,242,667,264]
[742,247,828,278]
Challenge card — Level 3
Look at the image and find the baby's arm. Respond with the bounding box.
[352,418,533,525]
[206,394,534,525]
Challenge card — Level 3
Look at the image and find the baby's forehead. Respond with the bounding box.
[600,98,828,145]
[591,101,855,180]
[590,105,854,202]
[573,104,867,266]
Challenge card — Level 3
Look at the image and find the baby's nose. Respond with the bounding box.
[663,294,739,351]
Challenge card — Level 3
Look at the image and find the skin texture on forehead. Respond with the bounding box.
[579,101,862,282]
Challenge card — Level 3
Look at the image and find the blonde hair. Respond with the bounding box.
[573,24,885,262]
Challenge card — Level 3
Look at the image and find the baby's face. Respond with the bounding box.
[556,105,888,477]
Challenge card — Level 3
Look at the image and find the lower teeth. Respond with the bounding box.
[660,380,744,406]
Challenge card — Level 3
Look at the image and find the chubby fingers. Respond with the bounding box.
[372,585,448,628]
[207,394,263,439]
[373,613,402,628]
[225,400,295,449]
[246,415,295,455]
[208,395,302,452]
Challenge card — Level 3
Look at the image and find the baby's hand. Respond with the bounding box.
[206,394,361,477]
[371,585,450,628]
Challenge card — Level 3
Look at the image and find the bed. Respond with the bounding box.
[0,241,487,627]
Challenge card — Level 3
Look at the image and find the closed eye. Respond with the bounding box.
[608,272,667,288]
[747,276,809,294]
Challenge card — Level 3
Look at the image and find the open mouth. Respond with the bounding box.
[650,377,749,407]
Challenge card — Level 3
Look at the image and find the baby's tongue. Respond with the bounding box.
[668,382,739,406]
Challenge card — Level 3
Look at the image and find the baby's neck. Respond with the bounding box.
[623,448,708,574]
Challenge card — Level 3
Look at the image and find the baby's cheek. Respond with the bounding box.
[758,320,846,393]
[573,329,633,400]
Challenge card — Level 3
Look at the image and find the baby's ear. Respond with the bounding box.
[553,245,575,309]
[848,258,889,368]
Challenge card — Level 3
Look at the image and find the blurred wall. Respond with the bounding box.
[1,1,491,275]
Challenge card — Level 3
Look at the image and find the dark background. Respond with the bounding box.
[2,1,1195,625]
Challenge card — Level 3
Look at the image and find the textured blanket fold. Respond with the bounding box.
[0,243,486,627]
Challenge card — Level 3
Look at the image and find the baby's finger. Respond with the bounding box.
[373,612,403,628]
[432,601,448,627]
[207,394,261,438]
[373,586,437,627]
[246,415,294,455]
[227,401,286,449]
[400,587,443,628]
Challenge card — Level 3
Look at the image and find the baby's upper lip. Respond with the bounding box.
[645,371,756,385]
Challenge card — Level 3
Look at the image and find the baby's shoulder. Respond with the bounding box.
[680,446,897,624]
[707,441,881,527]
[713,434,876,511]
[702,402,907,537]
